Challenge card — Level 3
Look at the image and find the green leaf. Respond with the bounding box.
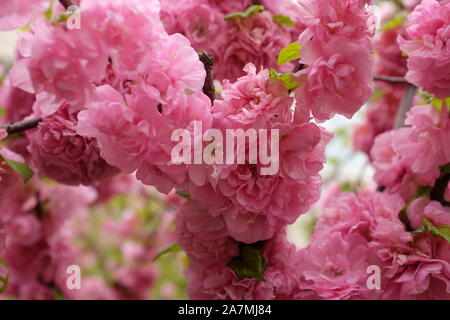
[227,245,266,281]
[176,190,191,198]
[440,163,450,175]
[382,12,406,31]
[272,14,295,27]
[416,219,450,244]
[0,259,9,294]
[152,243,182,262]
[0,156,33,183]
[269,69,300,90]
[277,42,302,65]
[224,5,265,21]
[0,107,5,117]
[413,185,433,199]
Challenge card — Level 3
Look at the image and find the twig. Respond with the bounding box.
[198,51,216,104]
[374,75,409,84]
[59,0,75,10]
[0,117,42,135]
[394,84,417,129]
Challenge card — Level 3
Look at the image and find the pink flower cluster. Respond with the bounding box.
[174,65,330,299]
[399,0,450,98]
[297,190,450,300]
[371,104,450,199]
[160,0,299,82]
[294,0,375,122]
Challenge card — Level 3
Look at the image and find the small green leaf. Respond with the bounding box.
[1,156,33,183]
[269,69,300,90]
[152,243,182,262]
[0,107,5,117]
[277,42,302,65]
[176,190,191,198]
[224,5,265,20]
[416,219,450,244]
[382,12,406,31]
[413,186,433,199]
[0,259,9,294]
[440,163,450,175]
[227,245,266,281]
[272,14,295,27]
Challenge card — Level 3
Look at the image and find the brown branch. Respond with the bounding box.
[374,75,409,84]
[198,51,216,104]
[394,84,417,129]
[59,0,75,10]
[0,117,42,135]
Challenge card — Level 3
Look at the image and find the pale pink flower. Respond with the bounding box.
[0,0,47,31]
[213,64,293,131]
[297,0,375,45]
[408,198,450,230]
[295,36,374,122]
[399,0,450,98]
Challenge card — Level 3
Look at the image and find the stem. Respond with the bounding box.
[59,0,75,10]
[374,75,409,84]
[198,51,216,104]
[0,117,42,135]
[394,84,417,129]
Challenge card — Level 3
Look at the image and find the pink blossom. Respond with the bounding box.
[213,64,293,130]
[297,0,375,45]
[376,27,408,77]
[0,79,35,123]
[175,200,239,267]
[10,20,107,111]
[186,232,301,300]
[408,198,450,230]
[399,0,450,98]
[216,11,295,82]
[26,104,119,186]
[7,215,42,246]
[296,231,372,300]
[295,37,374,122]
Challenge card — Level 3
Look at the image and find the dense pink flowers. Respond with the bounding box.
[399,0,450,98]
[298,190,450,299]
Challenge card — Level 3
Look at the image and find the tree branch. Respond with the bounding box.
[198,51,216,104]
[374,75,409,84]
[59,0,75,10]
[0,117,42,135]
[394,84,417,129]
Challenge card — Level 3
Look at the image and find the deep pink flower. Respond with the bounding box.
[26,104,119,186]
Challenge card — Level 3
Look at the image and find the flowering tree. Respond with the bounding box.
[0,0,449,300]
